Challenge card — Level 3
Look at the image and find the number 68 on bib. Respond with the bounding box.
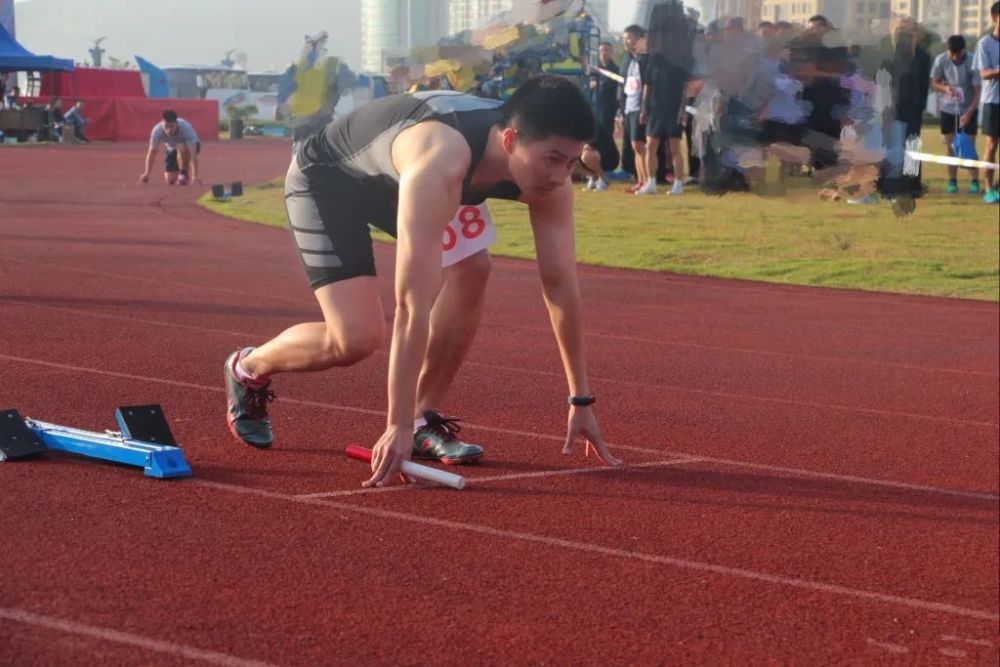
[441,204,496,267]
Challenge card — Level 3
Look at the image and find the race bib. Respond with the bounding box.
[441,204,496,267]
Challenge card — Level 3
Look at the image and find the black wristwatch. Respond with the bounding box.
[568,394,596,407]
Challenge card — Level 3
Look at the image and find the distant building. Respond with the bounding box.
[361,0,448,73]
[448,0,514,34]
[716,0,764,27]
[760,0,991,36]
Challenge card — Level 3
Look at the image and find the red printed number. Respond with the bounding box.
[457,206,485,240]
[442,206,486,251]
[442,225,457,251]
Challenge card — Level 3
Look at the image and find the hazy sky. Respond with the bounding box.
[12,1,701,73]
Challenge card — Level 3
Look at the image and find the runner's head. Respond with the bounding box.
[498,75,595,198]
[946,35,966,59]
[162,110,179,135]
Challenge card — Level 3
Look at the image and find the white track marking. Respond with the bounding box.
[193,480,1000,622]
[296,457,703,499]
[2,354,997,503]
[865,638,910,653]
[0,607,276,666]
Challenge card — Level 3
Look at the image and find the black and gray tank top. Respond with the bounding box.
[297,91,521,205]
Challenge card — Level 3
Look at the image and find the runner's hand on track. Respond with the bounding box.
[364,426,414,488]
[138,172,149,184]
[563,407,622,467]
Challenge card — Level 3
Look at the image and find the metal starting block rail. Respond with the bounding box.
[0,405,191,479]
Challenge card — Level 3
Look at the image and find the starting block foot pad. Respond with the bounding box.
[115,404,177,446]
[0,410,46,461]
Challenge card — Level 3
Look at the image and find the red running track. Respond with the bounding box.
[1,141,998,665]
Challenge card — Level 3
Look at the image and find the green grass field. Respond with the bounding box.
[200,133,999,302]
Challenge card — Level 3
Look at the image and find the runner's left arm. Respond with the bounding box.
[527,181,621,467]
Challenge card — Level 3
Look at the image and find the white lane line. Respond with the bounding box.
[0,607,276,667]
[938,647,968,657]
[3,258,994,376]
[606,442,1000,503]
[193,479,1000,622]
[865,638,910,654]
[5,299,996,426]
[2,353,997,503]
[940,634,994,647]
[296,457,703,499]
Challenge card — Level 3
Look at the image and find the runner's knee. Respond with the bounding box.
[321,324,383,366]
[445,252,491,298]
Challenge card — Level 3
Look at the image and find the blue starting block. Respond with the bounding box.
[0,405,191,479]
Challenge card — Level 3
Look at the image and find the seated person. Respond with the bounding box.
[43,98,66,142]
[5,85,21,110]
[62,102,88,142]
[579,124,621,192]
[139,110,201,185]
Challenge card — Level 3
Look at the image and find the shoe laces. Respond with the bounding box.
[422,410,461,443]
[244,382,275,419]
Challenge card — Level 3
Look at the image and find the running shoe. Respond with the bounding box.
[412,410,483,464]
[224,349,275,448]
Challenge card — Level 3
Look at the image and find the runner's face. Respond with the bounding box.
[505,130,584,198]
[164,121,178,136]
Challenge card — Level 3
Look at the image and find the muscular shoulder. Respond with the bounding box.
[392,120,472,181]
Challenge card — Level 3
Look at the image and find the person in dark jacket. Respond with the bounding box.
[878,17,932,200]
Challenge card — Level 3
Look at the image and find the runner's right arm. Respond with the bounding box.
[364,123,472,488]
[140,126,161,183]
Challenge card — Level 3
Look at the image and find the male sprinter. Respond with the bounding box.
[139,110,201,185]
[224,75,622,487]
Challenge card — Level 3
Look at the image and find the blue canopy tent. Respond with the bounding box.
[0,23,74,72]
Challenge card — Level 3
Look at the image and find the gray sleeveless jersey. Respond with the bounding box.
[297,90,521,205]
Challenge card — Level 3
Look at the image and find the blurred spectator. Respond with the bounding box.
[640,3,695,195]
[931,35,982,195]
[620,24,650,192]
[5,85,21,110]
[877,17,931,200]
[43,97,66,142]
[580,124,621,192]
[972,2,999,204]
[62,101,88,142]
[589,41,619,139]
[788,15,851,172]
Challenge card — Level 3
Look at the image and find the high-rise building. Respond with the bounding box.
[761,0,990,36]
[716,0,764,27]
[449,0,514,34]
[362,0,449,73]
[448,0,607,35]
[894,0,993,38]
[583,0,610,29]
[760,0,847,28]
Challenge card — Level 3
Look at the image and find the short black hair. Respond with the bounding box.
[623,24,646,38]
[162,110,178,123]
[947,35,966,52]
[758,21,774,29]
[808,15,831,28]
[992,2,999,18]
[598,41,614,48]
[500,75,595,144]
